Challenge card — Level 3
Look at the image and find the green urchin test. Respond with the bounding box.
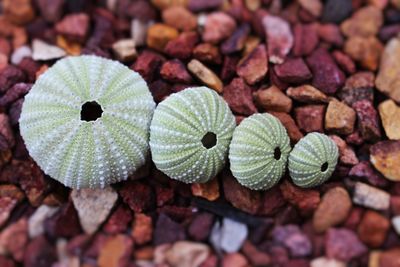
[19,55,155,189]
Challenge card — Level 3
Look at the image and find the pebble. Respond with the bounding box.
[210,218,248,253]
[160,59,193,84]
[162,6,197,31]
[295,105,325,133]
[111,39,136,62]
[317,24,344,47]
[188,213,215,241]
[280,180,320,216]
[293,23,319,57]
[131,213,153,245]
[193,43,221,64]
[165,31,199,59]
[55,13,90,43]
[376,38,400,103]
[298,0,322,17]
[274,58,312,84]
[131,19,152,47]
[191,178,220,201]
[103,205,132,234]
[0,114,15,150]
[24,236,57,267]
[262,14,293,64]
[0,197,17,228]
[202,12,236,44]
[165,241,209,267]
[357,210,390,247]
[322,0,352,23]
[272,225,312,257]
[325,100,356,135]
[36,0,64,23]
[332,50,356,74]
[378,99,400,140]
[188,0,223,12]
[325,228,367,262]
[44,201,81,238]
[341,5,383,37]
[0,218,28,261]
[349,161,388,187]
[306,48,345,95]
[119,181,155,213]
[379,248,400,267]
[97,235,133,267]
[222,253,248,267]
[254,85,292,113]
[353,182,390,210]
[236,44,268,85]
[311,257,346,267]
[187,59,223,93]
[330,135,359,165]
[146,23,179,52]
[221,24,250,55]
[28,205,59,238]
[223,78,257,116]
[154,213,185,245]
[339,72,374,106]
[344,36,383,71]
[269,111,304,143]
[11,45,32,65]
[313,187,352,233]
[370,140,400,181]
[3,0,35,25]
[392,216,400,235]
[71,187,118,234]
[286,85,328,104]
[32,39,66,61]
[352,100,381,142]
[242,240,271,266]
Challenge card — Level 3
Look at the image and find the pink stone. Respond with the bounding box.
[236,44,268,85]
[160,59,193,84]
[294,105,325,133]
[274,58,312,84]
[164,31,199,60]
[55,13,90,43]
[293,23,319,57]
[202,12,236,44]
[317,24,344,47]
[325,228,367,262]
[352,100,381,142]
[223,78,257,116]
[332,50,356,74]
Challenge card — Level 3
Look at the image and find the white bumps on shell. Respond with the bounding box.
[149,87,236,183]
[19,55,155,189]
[229,113,291,190]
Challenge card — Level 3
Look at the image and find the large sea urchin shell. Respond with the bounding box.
[229,113,291,190]
[288,132,339,188]
[19,55,155,189]
[150,86,236,183]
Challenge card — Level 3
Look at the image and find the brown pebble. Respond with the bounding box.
[187,59,223,93]
[370,140,400,181]
[344,36,383,71]
[341,5,383,37]
[147,23,179,52]
[254,85,292,113]
[286,85,329,104]
[325,99,356,135]
[269,111,304,143]
[162,6,197,31]
[237,44,268,85]
[357,210,390,248]
[378,99,400,140]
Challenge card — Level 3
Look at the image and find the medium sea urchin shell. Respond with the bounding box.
[19,55,155,189]
[229,113,291,190]
[288,132,339,188]
[150,86,236,183]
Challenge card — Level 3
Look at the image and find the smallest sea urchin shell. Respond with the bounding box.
[229,113,291,190]
[288,132,339,188]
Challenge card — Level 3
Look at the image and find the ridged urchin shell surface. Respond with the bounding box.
[288,132,339,188]
[229,113,291,190]
[19,55,156,189]
[150,87,236,183]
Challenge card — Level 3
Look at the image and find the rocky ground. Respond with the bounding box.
[0,0,399,266]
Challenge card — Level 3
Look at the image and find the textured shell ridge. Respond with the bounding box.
[19,55,155,189]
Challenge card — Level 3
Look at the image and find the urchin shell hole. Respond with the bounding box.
[321,162,329,172]
[81,101,103,122]
[274,147,281,160]
[201,132,217,149]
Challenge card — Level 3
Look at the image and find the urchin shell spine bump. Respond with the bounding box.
[288,132,339,188]
[149,86,236,183]
[19,55,156,189]
[229,113,291,190]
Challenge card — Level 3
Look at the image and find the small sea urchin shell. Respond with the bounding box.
[229,113,291,190]
[150,86,236,183]
[288,132,339,188]
[19,55,155,189]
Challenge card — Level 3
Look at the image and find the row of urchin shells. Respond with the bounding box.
[19,55,338,190]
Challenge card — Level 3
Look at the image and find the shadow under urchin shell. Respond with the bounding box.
[149,86,236,183]
[229,113,291,190]
[19,55,155,189]
[288,132,339,188]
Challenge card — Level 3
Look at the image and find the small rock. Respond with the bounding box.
[0,66,26,94]
[241,240,271,266]
[223,78,257,116]
[254,85,292,113]
[332,50,356,74]
[147,23,179,52]
[165,241,209,267]
[379,248,400,267]
[274,58,312,84]
[317,24,344,47]
[295,105,325,133]
[160,59,193,84]
[132,213,153,245]
[111,39,136,62]
[55,13,90,43]
[344,36,383,71]
[0,255,15,267]
[36,0,64,23]
[193,43,221,64]
[392,216,400,235]
[132,49,165,82]
[221,24,250,55]
[188,213,214,241]
[222,253,248,267]
[269,111,304,143]
[28,205,59,238]
[311,257,346,267]
[191,179,220,201]
[187,59,223,93]
[0,197,17,228]
[23,236,57,267]
[339,72,374,106]
[298,0,322,17]
[188,0,223,12]
[202,12,236,44]
[325,228,367,262]
[352,100,381,142]
[162,6,197,31]
[3,0,35,25]
[341,5,383,37]
[32,39,66,61]
[349,161,388,187]
[257,187,286,216]
[210,218,248,253]
[306,48,345,95]
[357,210,390,247]
[236,44,268,85]
[97,235,133,267]
[103,205,132,234]
[71,187,118,234]
[0,218,28,261]
[313,187,352,233]
[378,99,400,140]
[0,114,15,151]
[330,135,359,165]
[272,225,312,257]
[353,182,390,210]
[131,19,152,47]
[119,181,155,213]
[10,46,32,65]
[165,31,199,59]
[325,100,356,135]
[44,201,81,238]
[154,213,185,245]
[293,23,319,57]
[286,85,328,104]
[280,180,320,216]
[370,141,400,181]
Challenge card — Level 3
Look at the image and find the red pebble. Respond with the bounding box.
[293,23,319,57]
[223,78,257,116]
[160,59,193,84]
[295,105,325,133]
[119,181,155,213]
[274,58,312,84]
[55,13,90,43]
[325,228,367,262]
[132,50,165,82]
[164,31,199,60]
[103,204,132,234]
[333,50,356,74]
[352,100,381,142]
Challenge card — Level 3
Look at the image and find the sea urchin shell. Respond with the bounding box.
[229,113,291,190]
[150,86,236,183]
[19,55,155,189]
[288,132,339,188]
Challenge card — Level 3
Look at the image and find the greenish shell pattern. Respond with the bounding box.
[229,113,291,190]
[150,87,236,183]
[19,55,156,189]
[288,132,339,188]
